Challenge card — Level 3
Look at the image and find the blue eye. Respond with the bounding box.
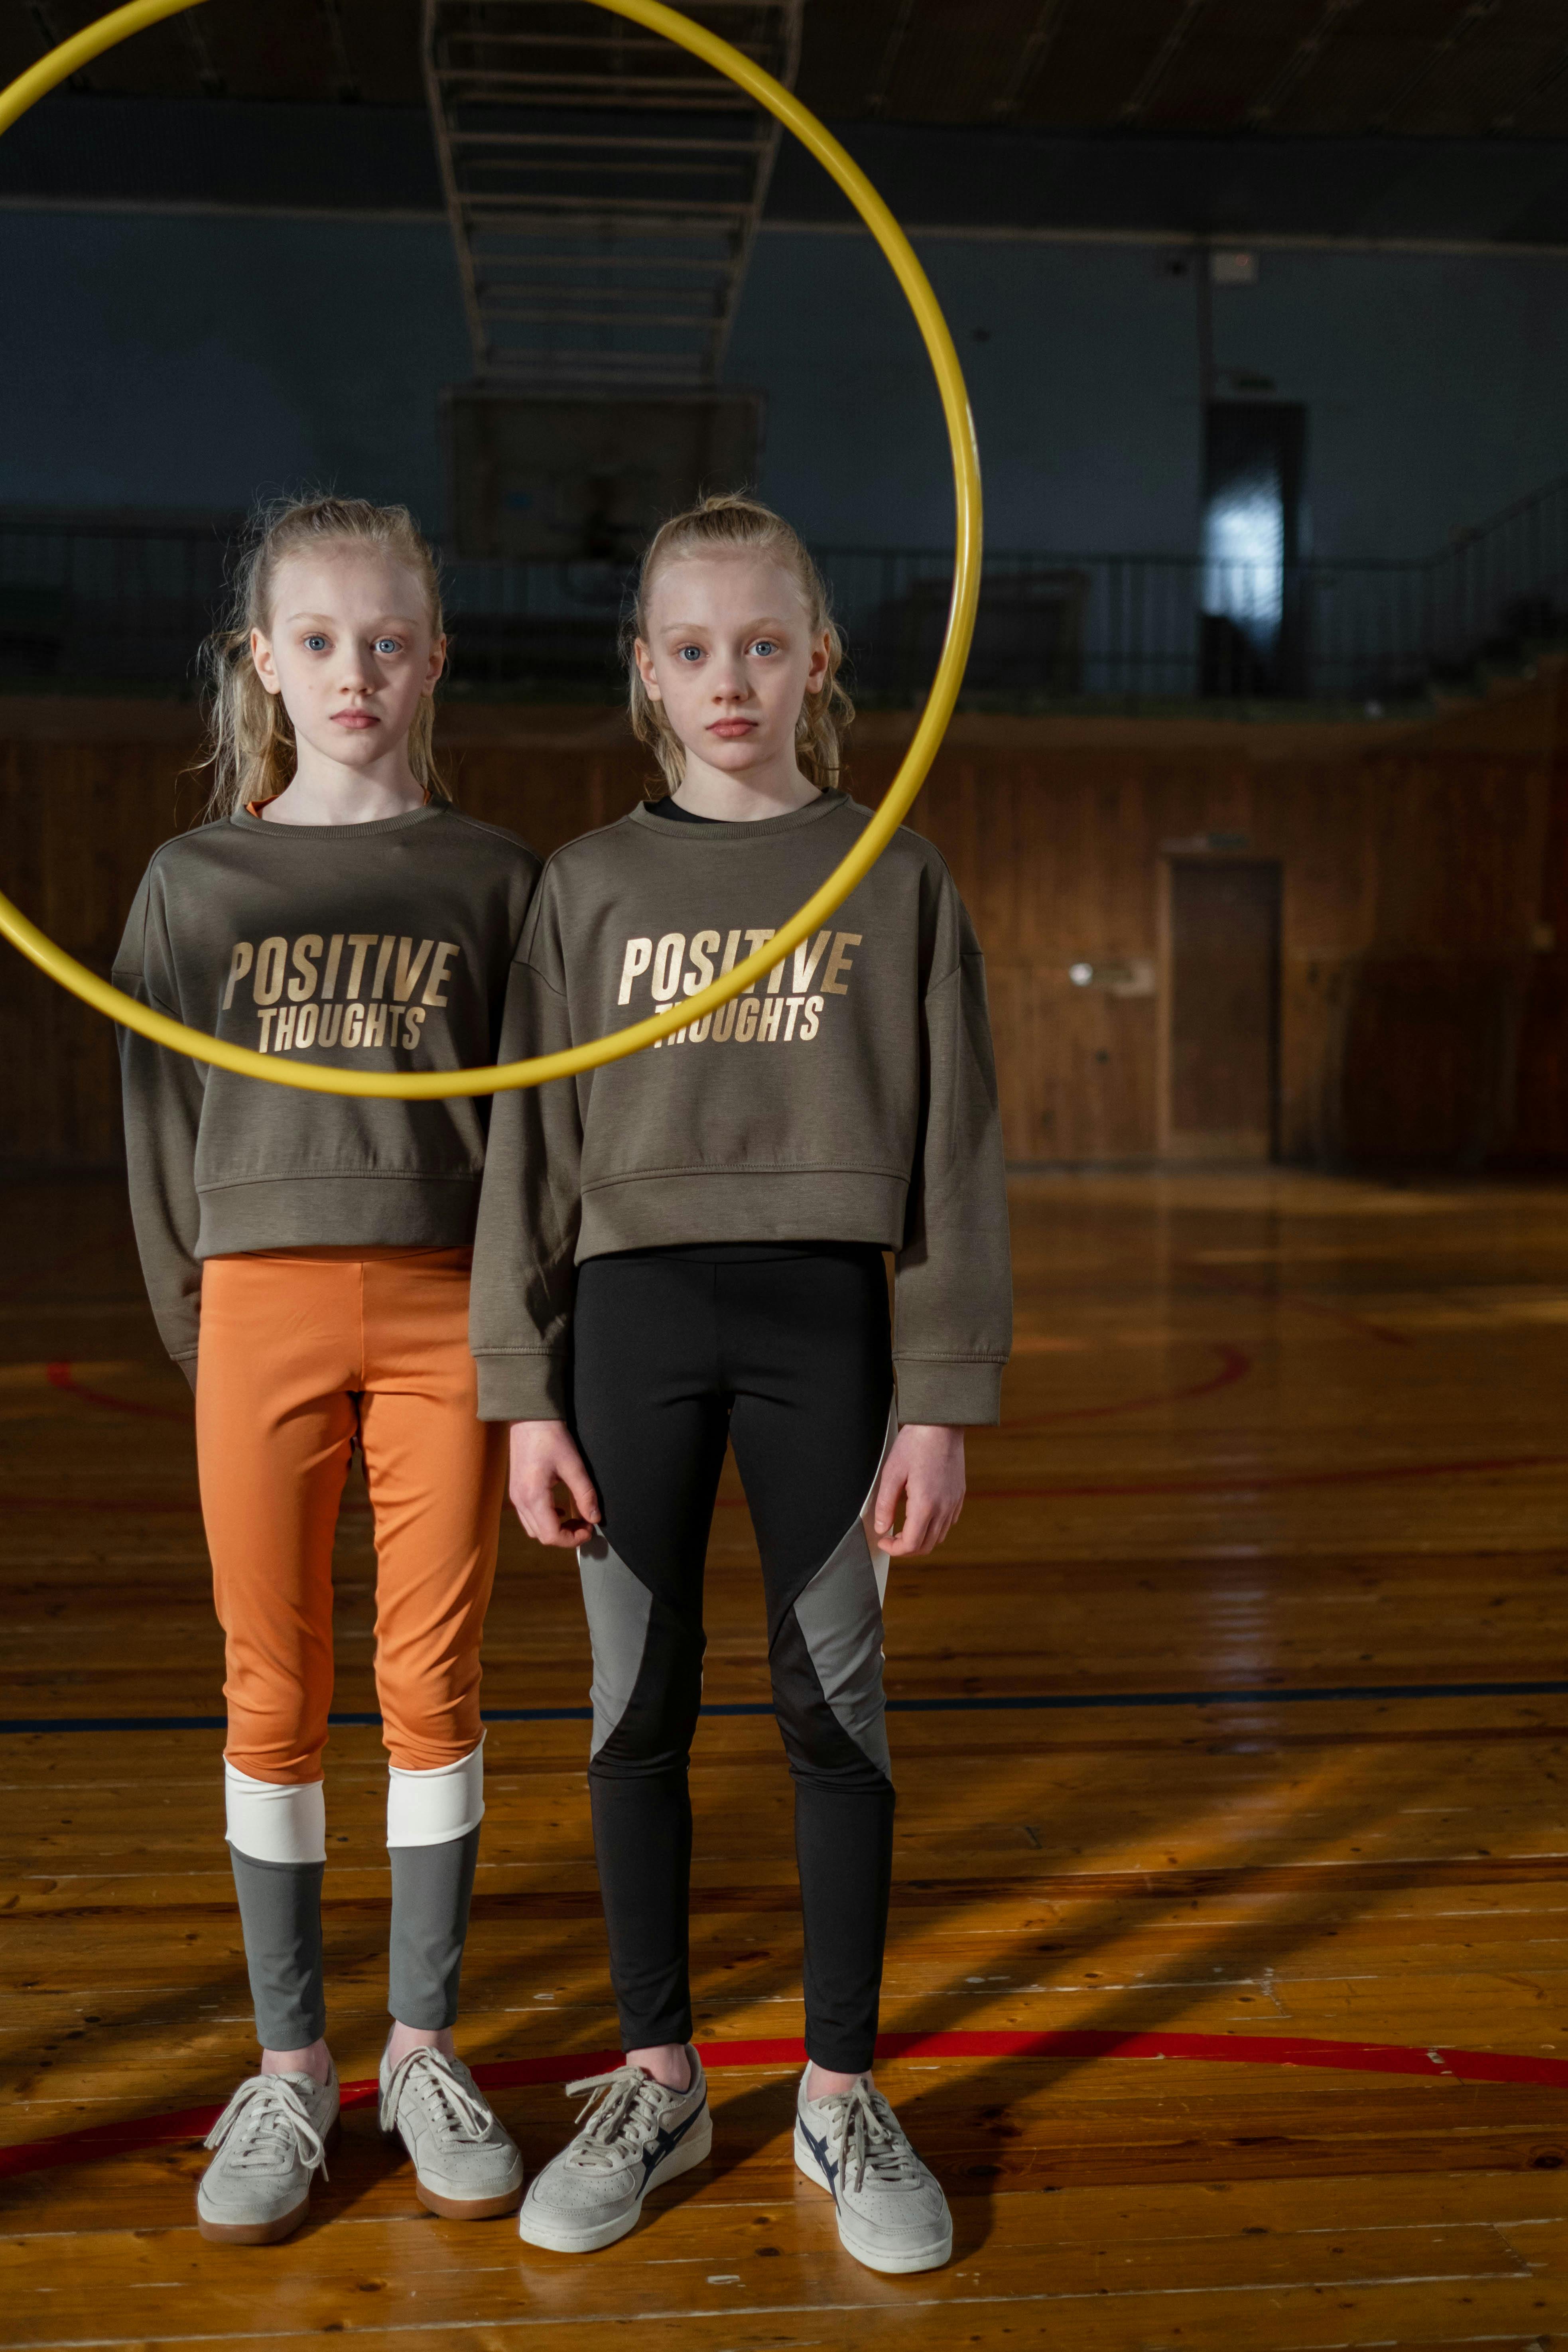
[751,638,778,657]
[678,644,703,663]
[375,637,400,655]
[303,634,328,653]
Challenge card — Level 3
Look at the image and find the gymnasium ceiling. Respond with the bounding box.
[8,0,1568,139]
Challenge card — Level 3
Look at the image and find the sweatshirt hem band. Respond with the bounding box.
[195,1178,482,1261]
[576,1171,909,1265]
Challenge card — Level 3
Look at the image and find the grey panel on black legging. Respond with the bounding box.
[791,1517,890,1779]
[579,1530,654,1758]
[389,1825,480,2030]
[229,1846,325,2051]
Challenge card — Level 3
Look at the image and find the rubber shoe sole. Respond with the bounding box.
[197,2199,309,2248]
[517,2106,713,2254]
[196,2120,340,2247]
[414,2178,525,2221]
[793,2122,953,2275]
[380,2133,525,2223]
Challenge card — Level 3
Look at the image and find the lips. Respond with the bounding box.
[708,720,756,739]
[333,711,380,730]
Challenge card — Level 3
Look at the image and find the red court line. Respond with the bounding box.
[45,1362,192,1426]
[1001,1342,1253,1432]
[4,2025,1565,2180]
[1186,1271,1416,1349]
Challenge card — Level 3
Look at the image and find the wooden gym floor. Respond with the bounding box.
[4,1169,1568,2348]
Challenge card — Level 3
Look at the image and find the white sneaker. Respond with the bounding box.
[794,2070,952,2274]
[516,2049,711,2252]
[196,2064,339,2245]
[379,2045,525,2220]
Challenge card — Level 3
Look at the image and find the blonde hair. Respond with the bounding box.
[626,492,853,793]
[197,494,450,822]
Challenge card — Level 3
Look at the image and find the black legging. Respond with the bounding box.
[570,1243,895,2075]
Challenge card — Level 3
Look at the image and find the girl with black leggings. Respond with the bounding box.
[471,494,1012,2275]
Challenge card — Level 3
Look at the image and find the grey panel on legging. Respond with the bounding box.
[579,1530,654,1759]
[791,1517,891,1780]
[229,1846,326,2051]
[388,1825,480,2030]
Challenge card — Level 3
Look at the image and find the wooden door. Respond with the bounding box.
[1162,858,1281,1161]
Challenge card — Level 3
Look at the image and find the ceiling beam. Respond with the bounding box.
[991,0,1072,122]
[1243,0,1363,130]
[1117,0,1211,127]
[1369,0,1499,134]
[865,0,918,120]
[27,2,91,93]
[1493,35,1568,131]
[177,6,225,97]
[316,0,363,102]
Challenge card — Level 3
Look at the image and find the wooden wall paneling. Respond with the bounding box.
[1334,682,1557,1168]
[0,727,204,1171]
[1274,761,1375,1166]
[0,689,1560,1173]
[446,743,648,858]
[1495,668,1568,1167]
[1158,856,1283,1164]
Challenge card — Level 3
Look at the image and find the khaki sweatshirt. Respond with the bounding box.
[114,802,540,1371]
[470,788,1012,1426]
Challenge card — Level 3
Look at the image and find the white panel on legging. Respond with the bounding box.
[224,1763,327,1865]
[387,1735,485,1849]
[859,1403,897,1607]
[792,1517,892,1780]
[578,1530,654,1758]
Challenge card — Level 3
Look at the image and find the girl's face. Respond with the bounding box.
[251,546,444,778]
[634,551,830,784]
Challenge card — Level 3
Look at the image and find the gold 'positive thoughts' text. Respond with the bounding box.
[616,925,861,1047]
[221,932,462,1055]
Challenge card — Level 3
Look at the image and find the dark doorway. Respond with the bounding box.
[1163,859,1282,1162]
[1199,402,1306,697]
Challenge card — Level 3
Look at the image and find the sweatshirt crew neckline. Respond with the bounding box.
[627,789,837,845]
[230,802,447,843]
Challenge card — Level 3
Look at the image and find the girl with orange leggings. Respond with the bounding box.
[114,496,538,2244]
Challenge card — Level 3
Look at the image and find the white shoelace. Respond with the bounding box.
[203,2076,331,2180]
[561,2064,682,2169]
[385,2049,494,2144]
[815,2080,924,2196]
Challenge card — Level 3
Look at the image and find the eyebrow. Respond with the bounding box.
[278,612,425,629]
[659,615,795,634]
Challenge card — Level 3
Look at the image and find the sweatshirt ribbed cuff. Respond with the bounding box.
[895,1357,1004,1428]
[475,1350,571,1423]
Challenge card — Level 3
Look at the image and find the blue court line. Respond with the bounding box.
[4,1678,1568,1735]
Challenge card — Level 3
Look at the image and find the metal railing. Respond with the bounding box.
[4,475,1568,707]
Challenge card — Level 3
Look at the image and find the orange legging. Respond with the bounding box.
[196,1248,508,1785]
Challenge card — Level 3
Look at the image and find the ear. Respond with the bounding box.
[425,633,447,695]
[633,636,664,706]
[250,627,282,699]
[804,629,831,696]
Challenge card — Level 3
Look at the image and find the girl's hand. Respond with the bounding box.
[508,1420,601,1548]
[872,1423,966,1558]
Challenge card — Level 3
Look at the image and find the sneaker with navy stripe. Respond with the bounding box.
[794,2069,952,2274]
[516,2048,711,2253]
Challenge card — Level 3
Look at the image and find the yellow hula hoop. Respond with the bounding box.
[0,0,981,1099]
